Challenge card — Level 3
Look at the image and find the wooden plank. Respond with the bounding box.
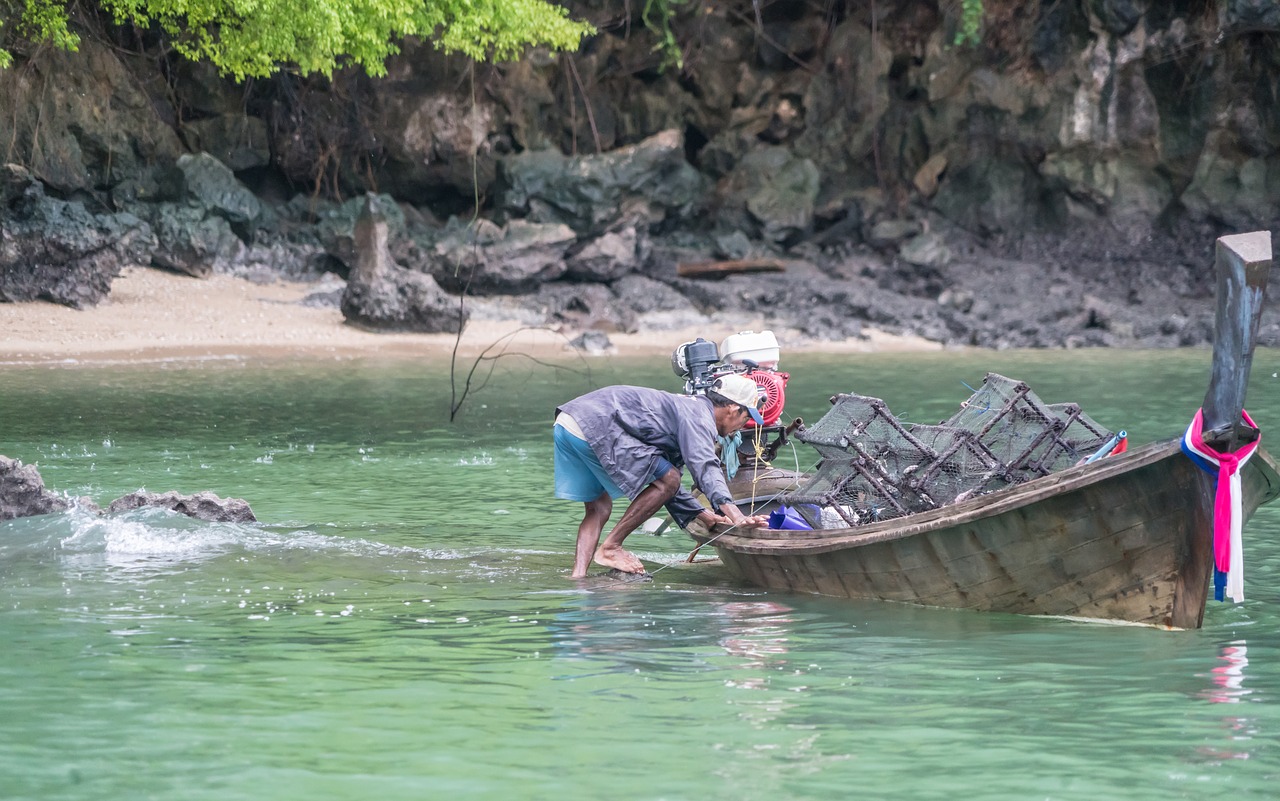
[801,554,850,597]
[910,471,1189,594]
[1016,510,1190,622]
[889,486,1187,620]
[1171,467,1214,629]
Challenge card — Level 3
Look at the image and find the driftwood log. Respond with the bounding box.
[676,259,786,279]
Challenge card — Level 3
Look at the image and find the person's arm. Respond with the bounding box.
[705,503,768,529]
[665,485,767,530]
[674,407,733,502]
[673,407,765,529]
[663,487,706,529]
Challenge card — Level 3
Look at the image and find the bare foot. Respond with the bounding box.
[594,545,646,574]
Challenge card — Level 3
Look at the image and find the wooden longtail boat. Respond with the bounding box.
[690,231,1278,629]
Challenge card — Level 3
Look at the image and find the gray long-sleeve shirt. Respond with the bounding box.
[556,385,733,527]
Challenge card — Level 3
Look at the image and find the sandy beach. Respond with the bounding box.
[0,267,941,365]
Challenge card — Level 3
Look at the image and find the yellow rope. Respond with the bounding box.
[748,423,767,514]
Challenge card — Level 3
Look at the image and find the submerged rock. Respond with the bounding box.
[106,490,257,523]
[0,456,71,520]
[2,453,254,523]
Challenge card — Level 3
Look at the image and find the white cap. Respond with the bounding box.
[712,374,764,425]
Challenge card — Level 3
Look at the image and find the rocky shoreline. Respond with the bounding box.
[4,265,944,364]
[2,150,1276,355]
[2,3,1278,351]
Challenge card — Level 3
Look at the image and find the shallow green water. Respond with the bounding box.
[3,348,1280,801]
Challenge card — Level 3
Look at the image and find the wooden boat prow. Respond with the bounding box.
[692,231,1277,629]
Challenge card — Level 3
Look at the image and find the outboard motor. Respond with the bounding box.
[671,338,729,395]
[671,329,802,485]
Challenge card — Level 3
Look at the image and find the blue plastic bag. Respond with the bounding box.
[768,505,813,530]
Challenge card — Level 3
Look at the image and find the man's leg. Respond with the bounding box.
[595,468,681,574]
[571,493,612,578]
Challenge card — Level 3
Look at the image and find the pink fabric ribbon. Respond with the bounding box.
[1182,408,1260,603]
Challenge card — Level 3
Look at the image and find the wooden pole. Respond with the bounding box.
[1202,231,1272,451]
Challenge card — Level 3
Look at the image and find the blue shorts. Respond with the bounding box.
[554,425,675,502]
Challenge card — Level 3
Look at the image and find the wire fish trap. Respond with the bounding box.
[780,373,1114,529]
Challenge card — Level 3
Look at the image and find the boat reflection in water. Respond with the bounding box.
[1194,641,1256,764]
[716,600,794,692]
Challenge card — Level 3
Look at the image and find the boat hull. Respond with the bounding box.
[695,440,1280,628]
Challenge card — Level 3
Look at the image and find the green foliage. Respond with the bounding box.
[0,0,593,78]
[0,0,82,61]
[953,0,983,46]
[642,0,685,72]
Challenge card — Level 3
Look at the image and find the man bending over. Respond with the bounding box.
[553,375,768,577]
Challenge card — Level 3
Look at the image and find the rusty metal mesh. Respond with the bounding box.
[781,373,1114,528]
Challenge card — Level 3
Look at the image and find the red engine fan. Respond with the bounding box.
[744,370,788,427]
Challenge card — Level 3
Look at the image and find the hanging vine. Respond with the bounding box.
[641,0,687,71]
